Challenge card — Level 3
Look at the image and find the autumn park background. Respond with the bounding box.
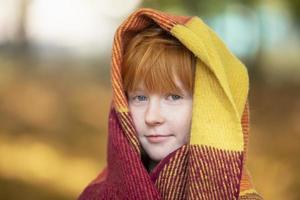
[0,0,300,199]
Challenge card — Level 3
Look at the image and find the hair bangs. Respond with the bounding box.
[122,27,196,96]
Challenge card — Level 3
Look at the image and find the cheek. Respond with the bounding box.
[129,107,145,132]
[169,103,192,122]
[170,104,193,136]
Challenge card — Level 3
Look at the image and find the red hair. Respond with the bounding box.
[122,26,196,95]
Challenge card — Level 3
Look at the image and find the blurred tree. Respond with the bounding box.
[142,0,260,16]
[285,0,300,27]
[15,0,30,48]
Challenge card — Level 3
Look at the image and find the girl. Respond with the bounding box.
[78,8,263,200]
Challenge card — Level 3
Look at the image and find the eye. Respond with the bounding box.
[166,94,182,101]
[133,95,148,102]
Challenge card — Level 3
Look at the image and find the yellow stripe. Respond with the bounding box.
[170,17,247,151]
[239,188,259,196]
[116,106,129,113]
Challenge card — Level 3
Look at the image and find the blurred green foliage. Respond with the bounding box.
[143,0,300,28]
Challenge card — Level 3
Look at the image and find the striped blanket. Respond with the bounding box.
[78,8,263,200]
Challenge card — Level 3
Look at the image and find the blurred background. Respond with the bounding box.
[0,0,299,199]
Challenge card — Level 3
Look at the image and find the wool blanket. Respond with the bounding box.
[78,8,263,200]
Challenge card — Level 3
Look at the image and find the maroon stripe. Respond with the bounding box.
[190,146,207,199]
[174,146,189,199]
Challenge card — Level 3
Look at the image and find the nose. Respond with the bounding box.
[145,99,164,126]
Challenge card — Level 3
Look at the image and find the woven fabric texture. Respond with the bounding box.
[78,8,263,200]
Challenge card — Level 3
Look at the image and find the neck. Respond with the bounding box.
[141,150,159,172]
[148,159,159,172]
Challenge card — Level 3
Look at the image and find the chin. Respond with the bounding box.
[142,142,183,162]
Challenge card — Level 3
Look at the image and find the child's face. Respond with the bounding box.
[128,78,193,161]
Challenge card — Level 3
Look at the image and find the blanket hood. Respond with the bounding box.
[79,8,262,200]
[112,7,250,151]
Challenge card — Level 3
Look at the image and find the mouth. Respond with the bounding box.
[146,134,173,143]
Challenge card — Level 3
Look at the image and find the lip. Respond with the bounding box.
[146,135,172,143]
